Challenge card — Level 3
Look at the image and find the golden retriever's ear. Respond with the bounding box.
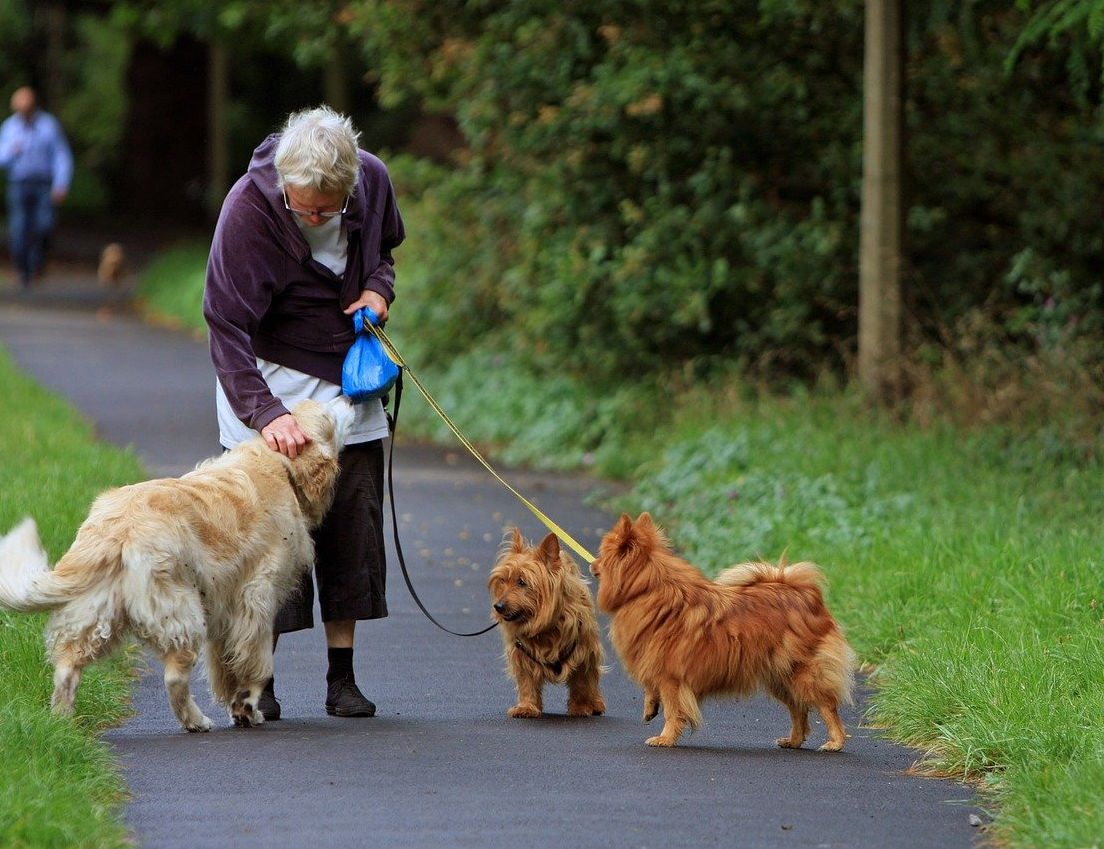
[536,533,562,570]
[287,450,339,525]
[509,527,526,553]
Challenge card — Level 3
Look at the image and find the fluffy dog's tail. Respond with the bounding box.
[0,518,103,612]
[715,559,825,590]
[718,559,857,706]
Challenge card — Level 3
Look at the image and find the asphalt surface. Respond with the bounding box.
[0,277,984,848]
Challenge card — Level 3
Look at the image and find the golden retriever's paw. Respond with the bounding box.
[645,735,678,747]
[777,737,805,749]
[818,740,845,752]
[184,714,213,733]
[507,703,542,718]
[231,691,265,727]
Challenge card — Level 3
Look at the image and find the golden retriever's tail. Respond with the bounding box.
[0,518,105,612]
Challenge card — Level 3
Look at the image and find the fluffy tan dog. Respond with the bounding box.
[488,529,606,718]
[97,243,126,287]
[591,512,855,750]
[0,397,354,732]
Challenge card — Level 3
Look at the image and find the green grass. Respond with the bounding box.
[0,346,143,848]
[137,221,1104,849]
[134,243,210,335]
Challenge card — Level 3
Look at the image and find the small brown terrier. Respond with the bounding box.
[488,529,606,718]
[591,512,855,750]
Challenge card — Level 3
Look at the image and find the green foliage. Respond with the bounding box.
[342,1,1104,388]
[1011,0,1104,90]
[0,0,32,97]
[356,0,865,381]
[0,349,141,849]
[58,14,132,173]
[135,243,210,333]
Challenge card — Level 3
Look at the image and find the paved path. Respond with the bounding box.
[0,283,983,848]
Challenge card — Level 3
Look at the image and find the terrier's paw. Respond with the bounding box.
[818,740,845,752]
[507,703,542,718]
[567,699,606,717]
[645,734,677,747]
[777,737,805,749]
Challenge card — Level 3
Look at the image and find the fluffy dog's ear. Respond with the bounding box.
[633,511,663,554]
[509,527,526,553]
[612,513,636,554]
[286,450,339,525]
[536,533,562,571]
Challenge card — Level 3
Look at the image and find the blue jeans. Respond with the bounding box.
[6,178,54,285]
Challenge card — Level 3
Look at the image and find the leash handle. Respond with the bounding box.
[368,323,596,564]
[387,371,498,637]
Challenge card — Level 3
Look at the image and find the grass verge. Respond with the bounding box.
[138,218,1103,848]
[133,243,209,335]
[0,346,144,848]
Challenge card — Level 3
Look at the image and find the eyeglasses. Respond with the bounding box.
[283,189,350,220]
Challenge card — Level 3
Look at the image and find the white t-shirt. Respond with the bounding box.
[215,214,389,448]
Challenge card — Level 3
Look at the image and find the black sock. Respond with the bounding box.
[327,647,355,684]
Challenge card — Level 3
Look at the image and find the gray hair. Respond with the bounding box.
[274,105,361,195]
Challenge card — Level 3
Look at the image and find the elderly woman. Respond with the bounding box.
[204,105,404,720]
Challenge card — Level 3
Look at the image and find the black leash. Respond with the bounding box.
[386,370,498,637]
[513,638,576,677]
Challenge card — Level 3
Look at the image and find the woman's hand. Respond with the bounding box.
[343,290,389,324]
[261,413,311,458]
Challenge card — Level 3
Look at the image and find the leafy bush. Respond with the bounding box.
[353,1,1104,389]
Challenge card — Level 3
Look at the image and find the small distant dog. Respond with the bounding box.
[488,529,606,718]
[97,243,126,287]
[0,397,354,732]
[591,512,855,750]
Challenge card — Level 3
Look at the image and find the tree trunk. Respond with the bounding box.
[324,41,350,115]
[858,0,904,402]
[36,1,67,111]
[207,40,230,217]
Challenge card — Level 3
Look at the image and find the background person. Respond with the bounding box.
[203,105,404,720]
[0,86,72,288]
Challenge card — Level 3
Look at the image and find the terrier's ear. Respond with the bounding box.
[635,511,655,530]
[614,513,634,539]
[537,533,562,570]
[510,527,526,553]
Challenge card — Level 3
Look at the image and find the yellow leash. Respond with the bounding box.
[366,323,597,564]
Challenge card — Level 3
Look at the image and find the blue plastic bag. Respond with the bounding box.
[341,307,399,403]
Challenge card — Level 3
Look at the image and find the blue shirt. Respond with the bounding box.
[0,110,73,193]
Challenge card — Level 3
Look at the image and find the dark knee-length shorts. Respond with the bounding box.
[274,439,389,633]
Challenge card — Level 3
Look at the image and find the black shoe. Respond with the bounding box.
[258,678,281,721]
[325,678,376,717]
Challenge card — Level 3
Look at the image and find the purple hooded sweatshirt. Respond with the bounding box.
[203,134,405,433]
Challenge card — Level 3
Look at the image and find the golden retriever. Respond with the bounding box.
[591,512,855,750]
[0,397,353,731]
